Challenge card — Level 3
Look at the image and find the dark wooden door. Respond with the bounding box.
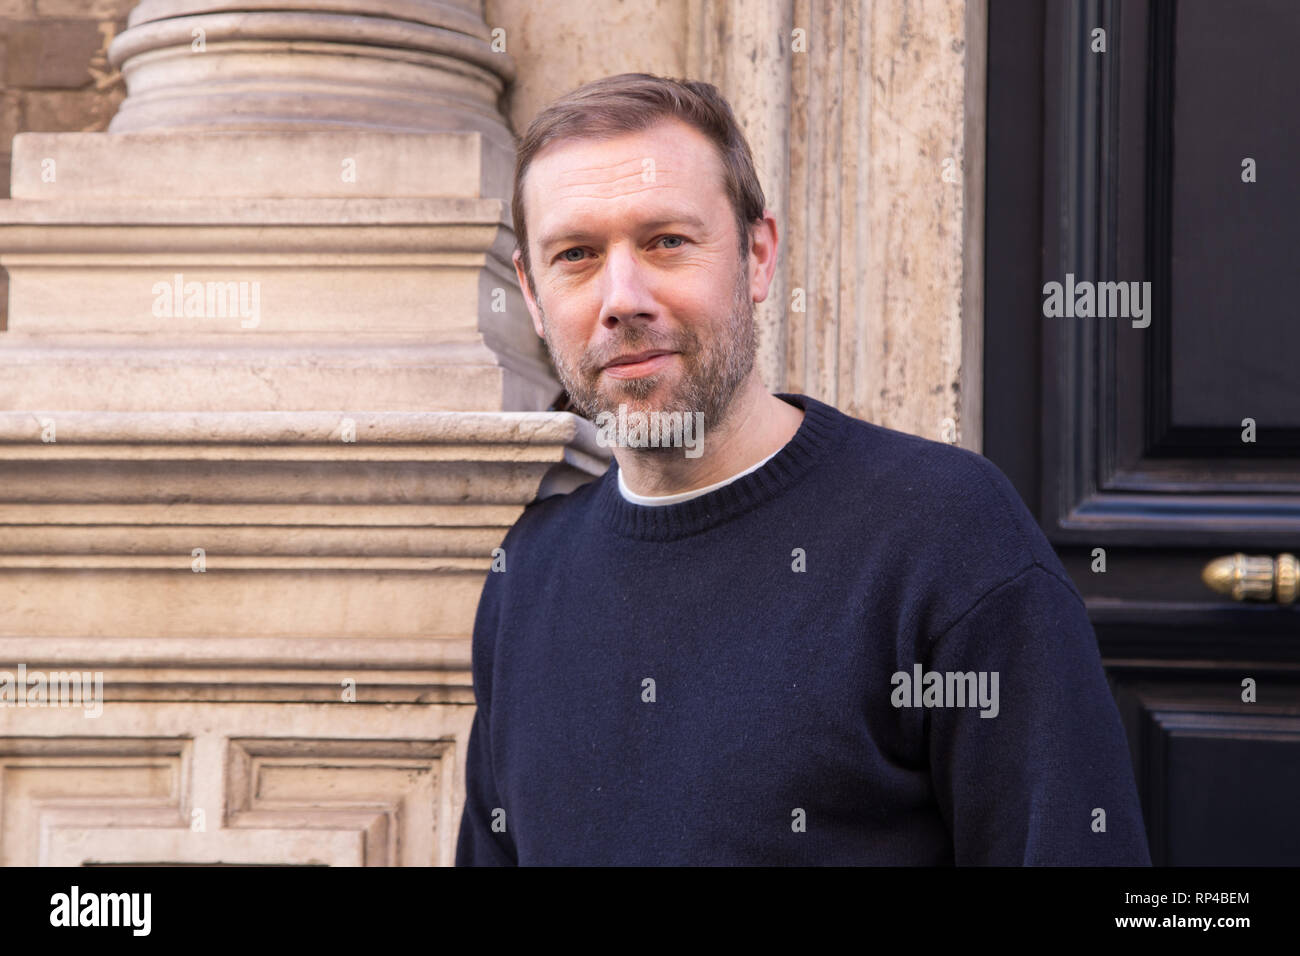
[986,0,1300,865]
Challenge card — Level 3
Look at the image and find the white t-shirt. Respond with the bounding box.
[617,446,782,506]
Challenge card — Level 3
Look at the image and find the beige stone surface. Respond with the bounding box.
[770,0,985,448]
[0,702,473,865]
[0,405,609,862]
[855,0,984,449]
[0,341,555,412]
[10,130,516,199]
[0,132,561,412]
[0,408,608,646]
[13,86,125,132]
[487,0,689,137]
[36,0,135,15]
[3,18,105,88]
[124,0,491,32]
[107,0,515,141]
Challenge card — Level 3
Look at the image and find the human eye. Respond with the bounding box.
[555,247,587,263]
[657,235,688,249]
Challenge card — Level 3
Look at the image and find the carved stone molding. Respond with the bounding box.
[0,703,472,866]
[0,409,609,701]
[107,0,516,145]
[0,131,558,413]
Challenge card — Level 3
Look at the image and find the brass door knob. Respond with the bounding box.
[1202,553,1298,604]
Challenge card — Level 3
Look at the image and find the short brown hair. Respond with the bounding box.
[512,73,767,298]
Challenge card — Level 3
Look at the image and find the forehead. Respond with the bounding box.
[524,118,729,241]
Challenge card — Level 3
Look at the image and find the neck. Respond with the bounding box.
[612,375,806,497]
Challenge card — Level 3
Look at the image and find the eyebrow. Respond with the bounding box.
[537,213,710,255]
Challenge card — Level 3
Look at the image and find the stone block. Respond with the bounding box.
[18,87,122,131]
[10,130,515,199]
[4,18,102,89]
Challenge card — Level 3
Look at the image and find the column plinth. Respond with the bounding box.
[107,0,515,146]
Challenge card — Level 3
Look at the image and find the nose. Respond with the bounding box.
[598,241,656,329]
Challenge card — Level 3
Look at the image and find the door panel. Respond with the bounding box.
[986,0,1300,865]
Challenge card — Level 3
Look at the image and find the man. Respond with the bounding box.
[455,73,1151,866]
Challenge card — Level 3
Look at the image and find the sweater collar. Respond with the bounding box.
[593,392,846,541]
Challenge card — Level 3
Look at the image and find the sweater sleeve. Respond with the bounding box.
[923,563,1151,865]
[454,564,518,866]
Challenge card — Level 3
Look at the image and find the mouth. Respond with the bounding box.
[602,350,677,379]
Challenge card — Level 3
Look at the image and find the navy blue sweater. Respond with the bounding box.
[455,393,1151,865]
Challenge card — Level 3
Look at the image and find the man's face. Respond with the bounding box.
[514,118,762,438]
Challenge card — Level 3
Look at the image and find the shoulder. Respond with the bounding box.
[848,416,1047,555]
[830,413,1083,633]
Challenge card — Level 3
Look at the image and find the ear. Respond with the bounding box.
[514,250,545,338]
[746,211,780,304]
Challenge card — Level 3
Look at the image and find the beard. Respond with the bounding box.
[536,258,757,446]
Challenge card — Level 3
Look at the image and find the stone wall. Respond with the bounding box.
[0,0,132,195]
[0,0,134,331]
